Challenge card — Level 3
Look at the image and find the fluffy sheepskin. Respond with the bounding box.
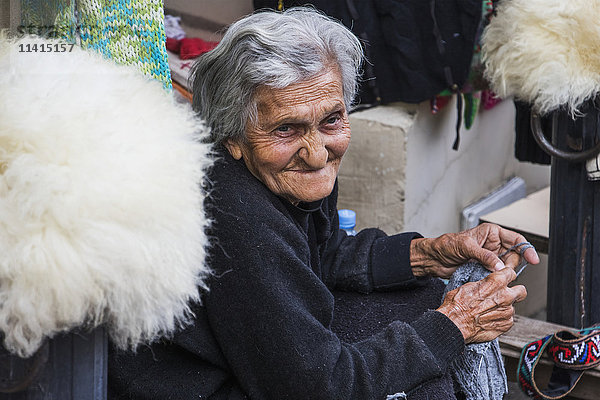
[0,34,212,357]
[482,0,600,116]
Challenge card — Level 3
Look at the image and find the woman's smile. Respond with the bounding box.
[224,68,351,205]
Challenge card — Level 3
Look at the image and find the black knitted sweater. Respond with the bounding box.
[108,148,464,399]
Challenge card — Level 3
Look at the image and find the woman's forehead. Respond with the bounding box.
[255,69,345,119]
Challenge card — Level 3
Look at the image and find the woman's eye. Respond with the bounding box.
[325,115,340,125]
[274,125,296,138]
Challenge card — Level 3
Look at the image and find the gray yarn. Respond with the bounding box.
[385,392,407,400]
[444,262,508,400]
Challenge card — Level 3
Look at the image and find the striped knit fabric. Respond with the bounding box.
[20,0,172,89]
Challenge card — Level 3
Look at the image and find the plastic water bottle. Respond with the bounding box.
[338,209,357,236]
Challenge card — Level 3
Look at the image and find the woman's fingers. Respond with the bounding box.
[509,284,528,303]
[471,282,526,342]
[463,243,504,272]
[410,223,540,278]
[501,246,539,270]
[438,268,527,343]
[474,307,514,331]
[496,225,540,266]
[523,247,540,264]
[502,252,521,270]
[484,265,517,290]
[462,224,529,271]
[431,225,534,343]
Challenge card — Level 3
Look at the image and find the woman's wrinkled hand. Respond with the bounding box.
[437,267,527,343]
[410,223,540,279]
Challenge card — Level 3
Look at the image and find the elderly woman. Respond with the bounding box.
[109,8,539,400]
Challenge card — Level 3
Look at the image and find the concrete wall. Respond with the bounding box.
[404,99,514,236]
[404,99,550,237]
[338,98,550,237]
[337,105,417,234]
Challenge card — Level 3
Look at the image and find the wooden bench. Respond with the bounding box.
[499,315,600,399]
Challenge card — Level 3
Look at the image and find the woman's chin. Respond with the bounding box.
[288,180,337,204]
[265,162,340,204]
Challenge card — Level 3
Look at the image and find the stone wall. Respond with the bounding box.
[337,105,417,234]
[338,99,550,237]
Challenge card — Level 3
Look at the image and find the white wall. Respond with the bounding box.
[404,98,550,237]
[338,98,550,237]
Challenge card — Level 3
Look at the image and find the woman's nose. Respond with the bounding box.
[298,129,328,168]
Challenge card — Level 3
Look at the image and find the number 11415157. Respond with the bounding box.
[19,43,74,53]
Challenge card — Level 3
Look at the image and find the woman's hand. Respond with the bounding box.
[410,223,540,279]
[437,267,527,343]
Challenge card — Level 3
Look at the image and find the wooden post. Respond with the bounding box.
[0,328,107,400]
[0,0,21,32]
[546,101,600,329]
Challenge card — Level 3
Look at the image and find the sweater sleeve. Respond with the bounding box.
[324,225,424,292]
[205,213,463,399]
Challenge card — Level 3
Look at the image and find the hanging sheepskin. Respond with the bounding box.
[482,0,600,116]
[0,34,212,357]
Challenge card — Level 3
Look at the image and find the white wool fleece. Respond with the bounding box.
[482,0,600,116]
[0,34,212,357]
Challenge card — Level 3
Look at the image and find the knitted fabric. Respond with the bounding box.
[332,279,458,400]
[444,262,508,400]
[20,0,172,89]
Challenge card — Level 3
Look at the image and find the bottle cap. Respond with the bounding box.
[338,209,356,229]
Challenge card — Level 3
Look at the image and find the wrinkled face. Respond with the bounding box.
[225,68,351,204]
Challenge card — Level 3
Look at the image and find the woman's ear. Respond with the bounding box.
[223,140,243,160]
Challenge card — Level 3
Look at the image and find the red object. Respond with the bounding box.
[430,95,452,114]
[179,38,219,60]
[166,37,181,53]
[482,90,502,110]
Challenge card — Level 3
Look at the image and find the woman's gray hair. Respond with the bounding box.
[190,7,364,143]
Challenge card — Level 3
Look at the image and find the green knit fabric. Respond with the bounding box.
[20,0,172,89]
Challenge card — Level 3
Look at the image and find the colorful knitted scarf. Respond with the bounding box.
[20,0,171,89]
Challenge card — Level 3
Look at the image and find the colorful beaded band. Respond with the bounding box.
[517,325,600,399]
[548,326,600,370]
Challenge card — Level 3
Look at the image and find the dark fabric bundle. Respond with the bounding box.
[254,0,482,107]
